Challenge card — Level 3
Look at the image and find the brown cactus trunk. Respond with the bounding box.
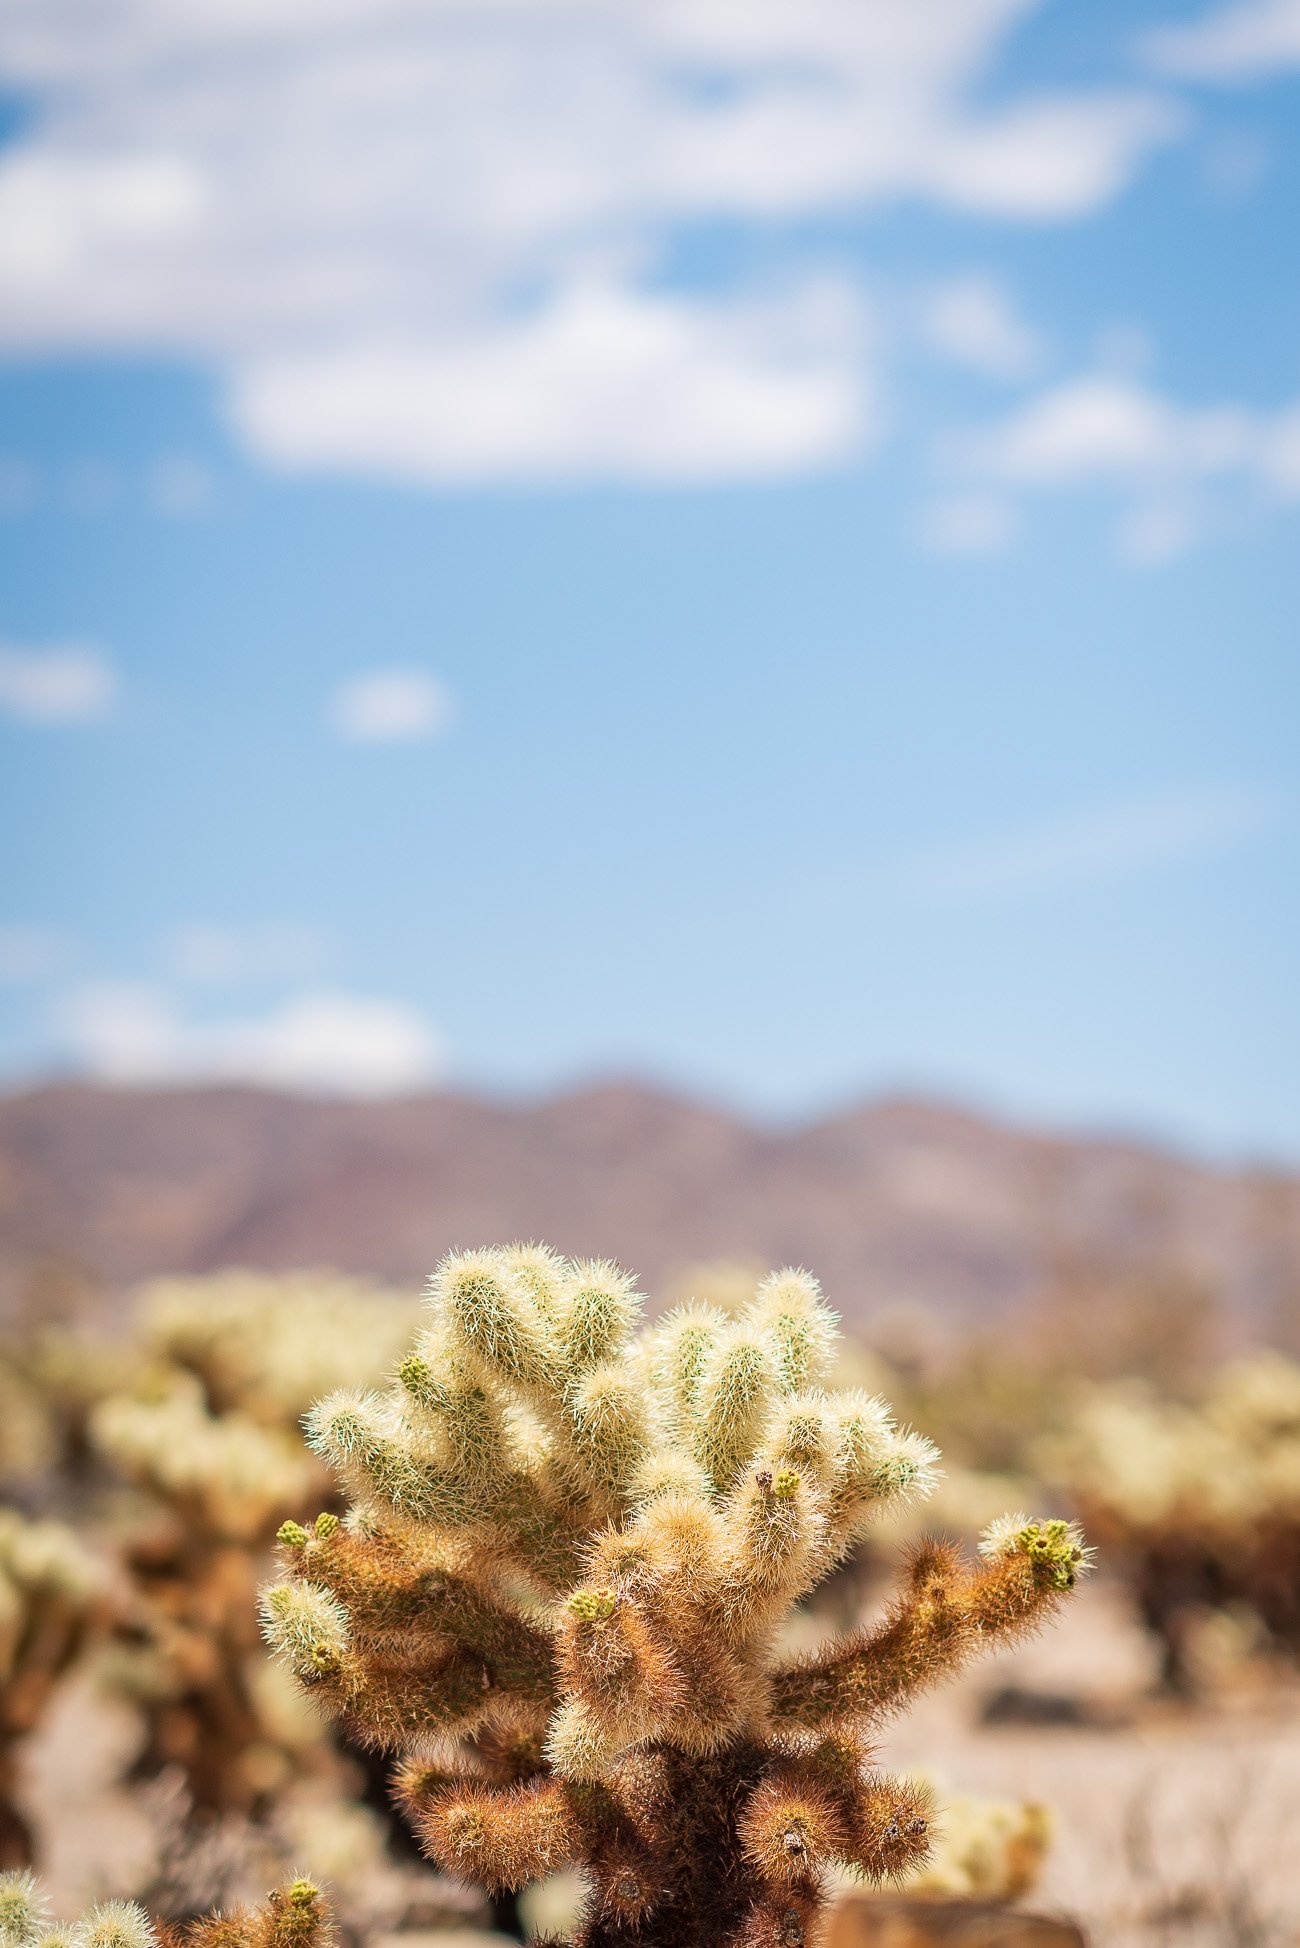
[575,1746,818,1948]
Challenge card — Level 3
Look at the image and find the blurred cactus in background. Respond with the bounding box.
[0,1330,135,1512]
[904,1791,1051,1903]
[262,1243,1088,1948]
[85,1274,418,1821]
[1039,1352,1300,1694]
[0,1510,105,1866]
[90,1370,323,1816]
[134,1274,420,1429]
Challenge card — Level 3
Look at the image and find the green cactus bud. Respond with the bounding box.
[981,1513,1091,1591]
[399,1352,434,1395]
[565,1586,617,1623]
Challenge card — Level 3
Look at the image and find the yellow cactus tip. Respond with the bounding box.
[276,1520,309,1548]
[565,1585,618,1622]
[1005,1517,1090,1589]
[286,1881,318,1908]
[313,1511,340,1539]
[772,1467,801,1500]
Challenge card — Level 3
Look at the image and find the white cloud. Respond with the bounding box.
[952,376,1265,485]
[0,925,63,981]
[914,493,1017,554]
[919,275,1043,381]
[0,0,1179,485]
[915,93,1178,218]
[904,785,1278,904]
[61,984,442,1096]
[329,669,453,743]
[0,640,118,722]
[935,372,1300,557]
[233,281,868,485]
[165,923,330,984]
[1144,0,1300,78]
[945,376,1300,552]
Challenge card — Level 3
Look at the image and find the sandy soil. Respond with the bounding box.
[879,1583,1300,1947]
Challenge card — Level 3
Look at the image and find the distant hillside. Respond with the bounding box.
[1,1081,1297,1331]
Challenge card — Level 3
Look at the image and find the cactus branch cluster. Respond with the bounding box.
[261,1245,1088,1948]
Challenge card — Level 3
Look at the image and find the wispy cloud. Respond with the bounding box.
[918,275,1044,381]
[913,493,1018,555]
[329,669,454,744]
[901,785,1279,904]
[950,375,1291,486]
[164,923,330,985]
[148,454,214,516]
[1143,0,1300,78]
[0,640,117,723]
[60,985,443,1097]
[943,373,1300,555]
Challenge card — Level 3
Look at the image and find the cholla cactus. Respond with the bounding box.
[85,1275,418,1820]
[262,1245,1088,1948]
[0,1326,136,1500]
[0,1511,104,1866]
[1040,1352,1300,1692]
[93,1374,316,1548]
[136,1274,419,1429]
[88,1374,321,1816]
[0,1869,333,1948]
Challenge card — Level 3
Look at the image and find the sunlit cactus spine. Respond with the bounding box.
[0,1510,105,1866]
[262,1245,1089,1948]
[0,1867,332,1948]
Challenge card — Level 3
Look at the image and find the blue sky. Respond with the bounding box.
[0,0,1297,1158]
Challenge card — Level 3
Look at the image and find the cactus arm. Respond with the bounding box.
[767,1522,1087,1731]
[414,1776,580,1892]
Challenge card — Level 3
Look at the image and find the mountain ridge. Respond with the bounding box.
[1,1080,1297,1331]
